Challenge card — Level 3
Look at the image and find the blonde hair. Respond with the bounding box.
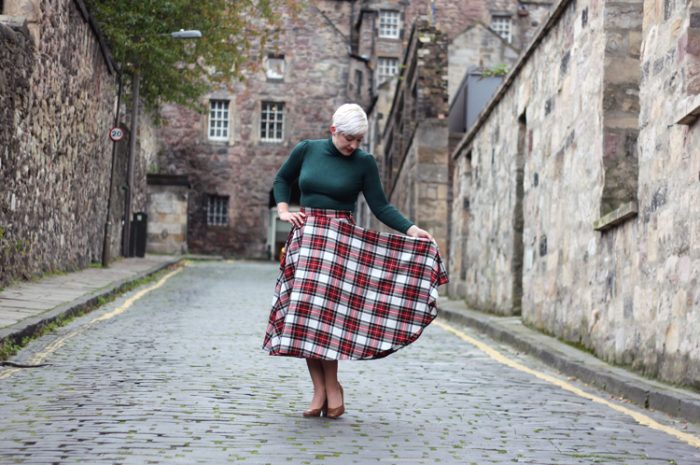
[332,103,368,136]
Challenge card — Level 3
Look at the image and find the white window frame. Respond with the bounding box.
[260,101,285,143]
[265,55,285,80]
[208,100,230,141]
[377,57,399,85]
[379,10,400,39]
[206,195,229,226]
[491,15,512,43]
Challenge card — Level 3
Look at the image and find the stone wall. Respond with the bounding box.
[382,22,450,252]
[146,175,188,255]
[448,23,519,103]
[450,0,700,387]
[0,1,123,287]
[405,0,486,41]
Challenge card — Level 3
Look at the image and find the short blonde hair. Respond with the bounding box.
[332,103,368,136]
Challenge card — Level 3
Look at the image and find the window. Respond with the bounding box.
[377,57,399,85]
[355,70,363,97]
[260,101,284,142]
[265,55,285,80]
[207,195,229,226]
[208,100,229,141]
[491,15,512,43]
[379,10,400,39]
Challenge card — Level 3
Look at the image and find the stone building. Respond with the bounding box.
[154,0,551,259]
[155,1,356,260]
[449,0,700,387]
[363,0,552,259]
[379,21,450,254]
[0,0,152,287]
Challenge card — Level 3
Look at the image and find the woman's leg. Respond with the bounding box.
[305,358,327,409]
[321,360,343,408]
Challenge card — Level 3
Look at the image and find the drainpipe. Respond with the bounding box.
[122,72,140,257]
[101,70,123,266]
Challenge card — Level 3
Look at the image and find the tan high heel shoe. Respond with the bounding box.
[303,399,327,418]
[325,384,344,419]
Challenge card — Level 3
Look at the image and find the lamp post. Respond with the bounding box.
[102,29,202,266]
[101,69,124,267]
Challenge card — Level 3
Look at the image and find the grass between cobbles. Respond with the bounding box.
[0,263,180,362]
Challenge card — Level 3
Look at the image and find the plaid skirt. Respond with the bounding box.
[262,208,449,360]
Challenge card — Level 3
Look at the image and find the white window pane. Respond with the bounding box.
[379,11,400,38]
[209,99,230,140]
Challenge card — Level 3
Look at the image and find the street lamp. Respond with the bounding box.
[102,29,202,266]
[171,29,203,39]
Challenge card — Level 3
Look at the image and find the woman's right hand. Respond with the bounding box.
[279,210,306,228]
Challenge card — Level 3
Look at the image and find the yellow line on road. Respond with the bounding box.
[0,266,184,380]
[433,319,700,449]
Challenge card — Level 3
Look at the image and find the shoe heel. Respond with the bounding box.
[326,384,345,419]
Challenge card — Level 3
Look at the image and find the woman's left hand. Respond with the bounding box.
[406,225,433,241]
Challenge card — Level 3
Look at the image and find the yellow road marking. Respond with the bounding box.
[0,266,184,380]
[433,319,700,449]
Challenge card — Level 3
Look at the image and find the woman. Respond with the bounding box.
[262,103,448,419]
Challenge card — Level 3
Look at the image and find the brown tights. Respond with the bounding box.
[305,359,343,410]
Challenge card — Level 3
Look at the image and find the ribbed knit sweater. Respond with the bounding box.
[273,138,413,233]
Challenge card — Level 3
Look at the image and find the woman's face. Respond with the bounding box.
[331,126,364,156]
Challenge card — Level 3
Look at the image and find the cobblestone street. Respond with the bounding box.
[1,261,699,464]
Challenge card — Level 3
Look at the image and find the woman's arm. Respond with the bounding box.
[362,156,432,239]
[277,202,306,228]
[274,141,308,227]
[273,140,307,203]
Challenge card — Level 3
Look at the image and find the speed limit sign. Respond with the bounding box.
[109,127,124,142]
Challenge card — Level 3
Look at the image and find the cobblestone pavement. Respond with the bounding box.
[1,261,699,465]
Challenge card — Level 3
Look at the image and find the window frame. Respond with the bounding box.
[208,99,230,142]
[206,194,229,227]
[491,14,512,43]
[378,10,400,39]
[260,101,285,143]
[265,54,285,81]
[355,69,364,97]
[377,57,399,85]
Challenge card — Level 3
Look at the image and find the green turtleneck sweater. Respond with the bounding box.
[273,138,414,233]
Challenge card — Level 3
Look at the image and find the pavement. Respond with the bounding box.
[437,299,700,425]
[0,255,182,351]
[0,259,699,463]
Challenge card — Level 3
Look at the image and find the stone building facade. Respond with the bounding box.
[155,0,552,259]
[364,0,552,259]
[449,0,700,387]
[380,21,450,253]
[155,1,356,259]
[0,0,144,287]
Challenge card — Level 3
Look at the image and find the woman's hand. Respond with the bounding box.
[406,225,433,241]
[279,210,306,228]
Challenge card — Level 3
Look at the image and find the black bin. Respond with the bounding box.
[130,212,148,257]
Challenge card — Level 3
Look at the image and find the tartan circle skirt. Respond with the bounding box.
[262,208,449,360]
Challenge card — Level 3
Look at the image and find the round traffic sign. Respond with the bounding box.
[109,127,124,142]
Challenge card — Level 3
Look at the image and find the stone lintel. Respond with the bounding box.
[677,103,700,125]
[593,201,638,232]
[0,15,29,32]
[147,174,191,187]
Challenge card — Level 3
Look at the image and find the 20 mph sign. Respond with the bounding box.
[109,127,124,142]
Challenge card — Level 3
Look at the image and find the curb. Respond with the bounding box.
[0,257,184,354]
[437,298,700,425]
